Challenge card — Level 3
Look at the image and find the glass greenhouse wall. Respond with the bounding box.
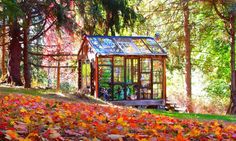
[78,35,167,101]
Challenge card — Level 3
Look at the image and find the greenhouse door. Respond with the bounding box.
[140,58,152,99]
[126,58,139,100]
[97,57,112,100]
[153,59,163,99]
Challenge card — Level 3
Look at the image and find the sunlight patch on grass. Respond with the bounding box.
[146,109,236,122]
[0,86,54,96]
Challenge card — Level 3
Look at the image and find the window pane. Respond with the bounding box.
[88,37,124,54]
[82,63,91,88]
[140,88,151,99]
[115,38,140,54]
[98,38,123,54]
[133,59,139,83]
[88,37,105,53]
[153,84,162,99]
[114,57,124,66]
[98,58,112,65]
[126,59,132,83]
[132,39,152,54]
[141,58,151,72]
[127,85,139,100]
[99,66,112,86]
[114,85,125,100]
[114,67,124,82]
[98,66,112,99]
[153,60,163,83]
[142,38,164,54]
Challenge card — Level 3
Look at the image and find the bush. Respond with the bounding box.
[205,79,230,98]
[191,95,230,115]
[60,82,76,92]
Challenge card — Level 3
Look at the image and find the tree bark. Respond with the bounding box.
[104,11,112,36]
[1,16,7,80]
[8,21,23,86]
[227,12,236,114]
[56,61,61,93]
[23,18,31,88]
[183,1,193,112]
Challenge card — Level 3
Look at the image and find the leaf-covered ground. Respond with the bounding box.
[0,94,236,141]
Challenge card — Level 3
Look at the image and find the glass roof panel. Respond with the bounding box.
[132,39,152,54]
[114,38,140,54]
[88,37,124,54]
[86,36,167,55]
[98,38,123,54]
[88,37,106,54]
[142,38,165,54]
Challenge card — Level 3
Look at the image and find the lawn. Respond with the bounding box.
[0,86,54,96]
[146,109,236,123]
[0,86,106,104]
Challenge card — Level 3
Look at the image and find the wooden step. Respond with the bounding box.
[164,100,186,113]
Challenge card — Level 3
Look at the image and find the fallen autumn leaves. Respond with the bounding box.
[0,94,236,141]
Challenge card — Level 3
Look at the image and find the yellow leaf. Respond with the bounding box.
[20,107,27,113]
[173,125,184,132]
[10,120,15,126]
[117,117,123,124]
[117,117,127,126]
[24,116,31,124]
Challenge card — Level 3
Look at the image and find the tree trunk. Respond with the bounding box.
[23,19,31,88]
[1,17,7,80]
[8,21,23,86]
[183,2,193,112]
[227,12,236,114]
[56,61,61,93]
[104,11,112,35]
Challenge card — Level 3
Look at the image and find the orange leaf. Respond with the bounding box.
[176,133,188,141]
[5,130,20,140]
[187,128,201,137]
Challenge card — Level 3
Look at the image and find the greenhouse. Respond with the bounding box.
[78,35,167,104]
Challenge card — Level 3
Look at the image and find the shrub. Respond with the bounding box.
[60,82,76,92]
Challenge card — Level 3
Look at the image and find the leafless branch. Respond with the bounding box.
[28,52,77,57]
[212,0,229,22]
[30,62,77,68]
[29,20,56,42]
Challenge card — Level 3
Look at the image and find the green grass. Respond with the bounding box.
[146,109,236,122]
[0,86,105,104]
[0,86,55,96]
